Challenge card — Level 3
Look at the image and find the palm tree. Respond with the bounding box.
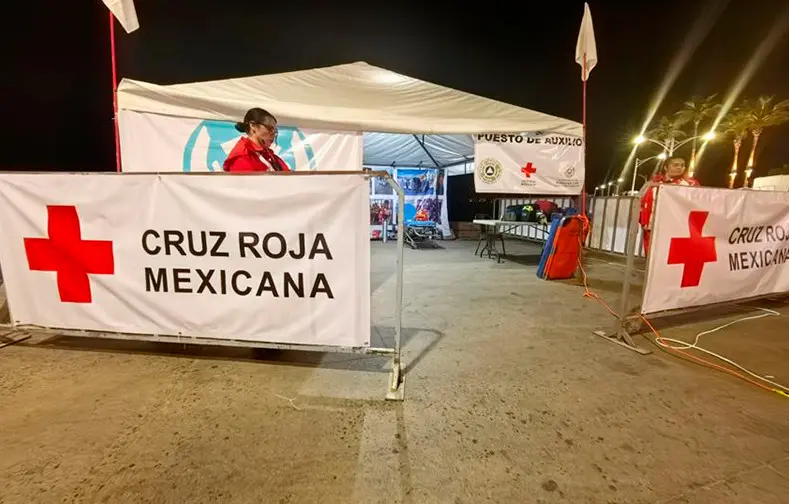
[720,109,750,188]
[646,116,687,154]
[740,96,789,186]
[675,94,721,176]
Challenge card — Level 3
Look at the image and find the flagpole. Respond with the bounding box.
[581,54,587,218]
[109,12,121,173]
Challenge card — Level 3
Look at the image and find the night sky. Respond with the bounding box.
[5,0,789,187]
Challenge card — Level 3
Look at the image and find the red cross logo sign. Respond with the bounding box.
[667,211,717,288]
[521,162,537,178]
[24,206,115,303]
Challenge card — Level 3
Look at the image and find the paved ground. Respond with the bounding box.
[1,239,788,504]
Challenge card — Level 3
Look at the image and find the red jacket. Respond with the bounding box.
[223,137,291,172]
[639,173,700,229]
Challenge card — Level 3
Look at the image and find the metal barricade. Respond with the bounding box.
[586,195,646,257]
[496,196,574,243]
[491,195,647,260]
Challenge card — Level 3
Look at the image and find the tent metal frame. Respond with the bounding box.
[0,170,407,401]
[365,133,474,170]
[413,134,444,168]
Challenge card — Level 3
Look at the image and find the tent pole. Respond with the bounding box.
[110,12,121,173]
[412,134,443,168]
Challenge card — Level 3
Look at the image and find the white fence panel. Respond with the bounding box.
[587,196,645,257]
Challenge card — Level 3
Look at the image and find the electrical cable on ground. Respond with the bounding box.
[575,219,789,399]
[650,308,787,393]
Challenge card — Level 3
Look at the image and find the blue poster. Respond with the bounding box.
[369,167,447,239]
[396,169,437,196]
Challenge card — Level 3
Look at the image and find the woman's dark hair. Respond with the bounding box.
[235,108,278,133]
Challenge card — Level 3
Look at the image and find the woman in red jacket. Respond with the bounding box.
[639,156,699,254]
[223,108,291,172]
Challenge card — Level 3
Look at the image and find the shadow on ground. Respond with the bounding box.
[22,324,443,375]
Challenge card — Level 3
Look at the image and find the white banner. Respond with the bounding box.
[473,133,584,195]
[0,174,371,347]
[642,185,789,315]
[119,110,364,173]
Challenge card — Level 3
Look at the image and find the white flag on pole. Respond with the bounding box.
[102,0,139,33]
[575,2,597,81]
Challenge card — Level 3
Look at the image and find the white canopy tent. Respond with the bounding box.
[118,62,582,174]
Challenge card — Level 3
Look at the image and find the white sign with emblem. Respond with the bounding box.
[473,133,585,195]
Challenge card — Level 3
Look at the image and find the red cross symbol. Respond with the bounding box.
[667,211,717,288]
[521,162,537,178]
[24,206,115,303]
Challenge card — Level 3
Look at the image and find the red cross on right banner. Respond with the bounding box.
[667,211,717,288]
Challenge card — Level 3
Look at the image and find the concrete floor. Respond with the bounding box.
[1,239,789,503]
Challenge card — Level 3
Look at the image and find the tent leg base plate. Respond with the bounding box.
[0,331,31,350]
[592,330,651,355]
[385,360,405,401]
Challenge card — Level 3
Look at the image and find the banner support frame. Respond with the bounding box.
[384,174,405,400]
[591,184,656,354]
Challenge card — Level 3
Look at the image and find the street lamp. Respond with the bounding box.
[607,181,614,196]
[633,131,715,154]
[628,152,667,194]
[633,131,715,177]
[616,177,624,195]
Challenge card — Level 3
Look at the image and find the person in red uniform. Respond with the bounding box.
[639,156,700,254]
[223,108,291,172]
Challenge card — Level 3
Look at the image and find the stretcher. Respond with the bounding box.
[537,213,585,280]
[404,220,442,250]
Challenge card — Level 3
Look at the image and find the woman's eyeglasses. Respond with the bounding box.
[252,122,278,138]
